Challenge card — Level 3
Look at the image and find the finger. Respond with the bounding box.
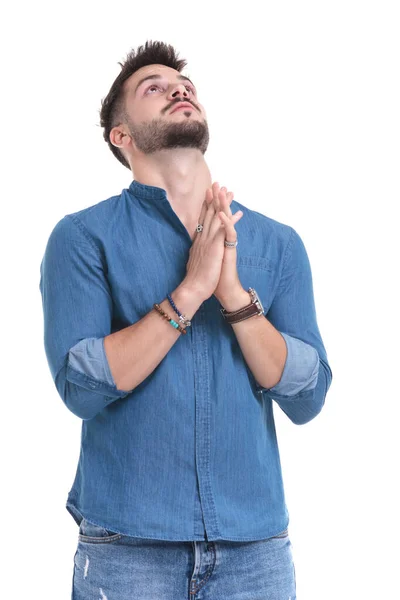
[210,202,227,238]
[195,184,231,240]
[212,181,221,213]
[211,195,241,241]
[210,198,230,239]
[205,187,214,204]
[202,187,218,237]
[195,191,210,235]
[217,213,237,246]
[193,202,209,242]
[231,208,243,223]
[219,188,232,218]
[218,209,243,235]
[207,182,224,238]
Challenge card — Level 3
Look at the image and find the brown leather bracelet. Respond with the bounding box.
[220,288,265,324]
[222,306,263,324]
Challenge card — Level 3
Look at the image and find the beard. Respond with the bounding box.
[126,114,210,155]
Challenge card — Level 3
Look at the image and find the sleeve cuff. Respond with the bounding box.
[257,332,320,396]
[67,337,132,399]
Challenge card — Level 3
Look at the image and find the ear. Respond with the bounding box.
[109,124,134,151]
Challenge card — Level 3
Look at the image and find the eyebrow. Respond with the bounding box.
[134,74,196,94]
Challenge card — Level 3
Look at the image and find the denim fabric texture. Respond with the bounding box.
[72,517,296,599]
[39,179,333,542]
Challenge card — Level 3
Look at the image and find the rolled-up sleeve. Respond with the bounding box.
[255,227,333,425]
[39,215,132,420]
[68,337,116,387]
[266,332,320,396]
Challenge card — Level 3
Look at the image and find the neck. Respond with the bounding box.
[130,148,213,236]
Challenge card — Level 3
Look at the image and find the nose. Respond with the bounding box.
[169,83,190,100]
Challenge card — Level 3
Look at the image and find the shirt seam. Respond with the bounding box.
[276,226,295,293]
[65,214,101,257]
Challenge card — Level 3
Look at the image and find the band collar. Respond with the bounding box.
[128,179,169,204]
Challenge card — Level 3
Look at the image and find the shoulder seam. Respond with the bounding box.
[65,214,100,256]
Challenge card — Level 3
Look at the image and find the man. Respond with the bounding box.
[39,40,332,599]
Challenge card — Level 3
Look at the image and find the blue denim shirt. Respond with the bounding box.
[39,179,332,542]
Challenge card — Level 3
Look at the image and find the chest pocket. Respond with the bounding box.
[236,255,277,315]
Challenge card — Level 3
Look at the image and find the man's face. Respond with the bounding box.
[119,64,209,155]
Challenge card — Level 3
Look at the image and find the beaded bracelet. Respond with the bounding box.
[166,293,191,328]
[153,303,187,334]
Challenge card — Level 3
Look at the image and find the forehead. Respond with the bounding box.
[125,64,187,94]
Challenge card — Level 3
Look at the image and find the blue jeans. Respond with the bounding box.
[72,518,297,599]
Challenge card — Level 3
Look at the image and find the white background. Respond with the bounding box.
[1,1,399,598]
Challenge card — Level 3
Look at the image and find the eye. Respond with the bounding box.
[145,83,196,95]
[146,84,164,94]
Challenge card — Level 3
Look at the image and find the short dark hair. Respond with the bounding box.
[99,40,187,170]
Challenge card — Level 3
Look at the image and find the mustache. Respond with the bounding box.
[164,99,200,114]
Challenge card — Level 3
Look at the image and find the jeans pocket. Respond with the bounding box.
[78,517,123,544]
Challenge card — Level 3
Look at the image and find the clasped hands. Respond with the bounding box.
[205,182,246,306]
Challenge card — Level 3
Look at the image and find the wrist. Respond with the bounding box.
[216,287,250,312]
[171,283,204,318]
